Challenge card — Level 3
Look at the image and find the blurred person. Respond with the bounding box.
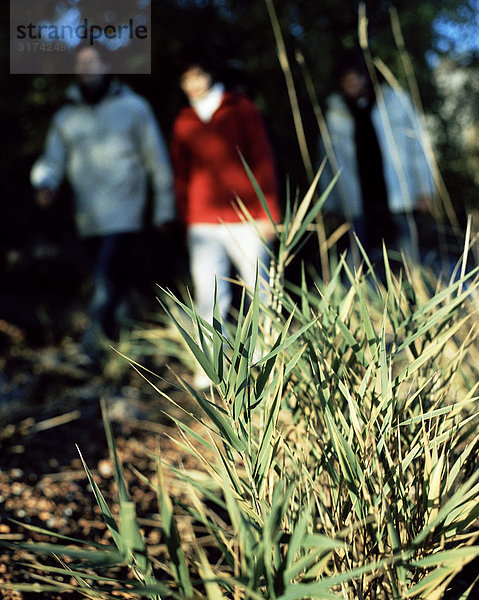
[320,50,434,265]
[170,58,280,383]
[31,44,175,364]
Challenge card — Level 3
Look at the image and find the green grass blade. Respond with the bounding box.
[76,446,122,551]
[156,449,194,598]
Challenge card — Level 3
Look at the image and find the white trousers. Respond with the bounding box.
[187,222,270,324]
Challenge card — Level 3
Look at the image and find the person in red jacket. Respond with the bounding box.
[171,58,281,330]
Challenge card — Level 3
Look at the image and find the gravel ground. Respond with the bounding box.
[0,336,202,599]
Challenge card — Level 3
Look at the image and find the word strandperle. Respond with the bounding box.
[16,19,148,45]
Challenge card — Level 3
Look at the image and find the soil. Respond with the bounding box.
[0,329,203,600]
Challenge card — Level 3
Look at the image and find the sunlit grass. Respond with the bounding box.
[3,166,479,600]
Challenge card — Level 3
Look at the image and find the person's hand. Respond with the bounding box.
[154,220,179,234]
[154,220,187,244]
[154,222,170,235]
[416,195,432,214]
[256,219,277,242]
[35,188,55,208]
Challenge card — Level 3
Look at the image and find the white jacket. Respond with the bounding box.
[31,81,175,237]
[320,85,434,219]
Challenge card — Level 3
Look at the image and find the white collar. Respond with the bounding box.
[191,83,225,122]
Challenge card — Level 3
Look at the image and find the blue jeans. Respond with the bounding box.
[81,232,138,355]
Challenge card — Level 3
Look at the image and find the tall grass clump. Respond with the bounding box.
[3,169,479,599]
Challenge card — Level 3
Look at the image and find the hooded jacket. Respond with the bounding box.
[320,85,434,220]
[171,91,280,226]
[31,80,175,237]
